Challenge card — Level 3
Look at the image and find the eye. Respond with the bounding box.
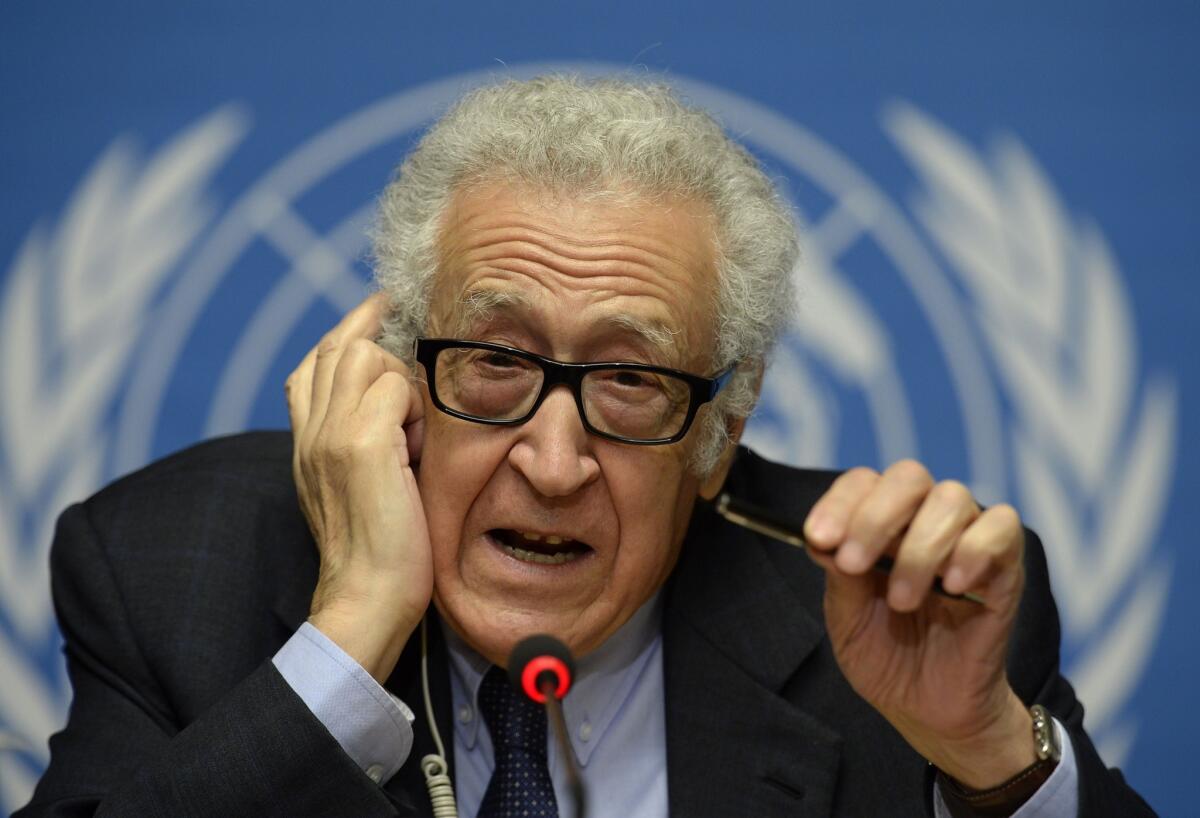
[479,351,522,369]
[611,370,654,388]
[588,369,672,402]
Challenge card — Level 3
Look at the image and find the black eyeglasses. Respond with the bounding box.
[413,338,734,445]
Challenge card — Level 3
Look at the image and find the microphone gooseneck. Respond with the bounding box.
[508,634,587,818]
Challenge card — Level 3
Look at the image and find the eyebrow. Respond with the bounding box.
[602,312,679,356]
[451,287,679,359]
[448,288,531,337]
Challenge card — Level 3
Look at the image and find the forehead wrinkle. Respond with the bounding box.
[433,182,719,363]
[445,242,697,334]
[442,284,683,363]
[467,237,700,298]
[453,202,711,263]
[470,218,704,260]
[438,179,718,279]
[438,234,704,332]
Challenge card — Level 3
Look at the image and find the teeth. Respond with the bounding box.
[502,544,582,565]
[517,531,573,545]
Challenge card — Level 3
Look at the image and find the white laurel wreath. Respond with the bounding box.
[0,107,246,812]
[885,103,1177,766]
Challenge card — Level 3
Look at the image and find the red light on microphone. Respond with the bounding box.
[508,634,576,703]
[507,634,586,818]
[521,655,571,702]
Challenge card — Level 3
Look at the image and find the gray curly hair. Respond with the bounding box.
[372,74,798,475]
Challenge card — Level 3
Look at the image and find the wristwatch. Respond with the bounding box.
[937,704,1062,818]
[1030,704,1063,763]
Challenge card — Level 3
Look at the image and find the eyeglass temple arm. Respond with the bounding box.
[708,491,983,605]
[709,366,735,398]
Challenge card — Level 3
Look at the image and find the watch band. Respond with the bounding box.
[936,705,1062,818]
[938,757,1058,818]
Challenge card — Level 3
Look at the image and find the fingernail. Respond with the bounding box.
[943,566,965,593]
[836,540,871,573]
[805,513,836,544]
[889,578,913,609]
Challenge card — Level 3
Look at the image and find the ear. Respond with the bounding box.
[698,414,747,500]
[697,362,763,500]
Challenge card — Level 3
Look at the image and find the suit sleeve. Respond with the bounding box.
[1007,529,1158,818]
[15,502,401,818]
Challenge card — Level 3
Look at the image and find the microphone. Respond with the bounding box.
[508,635,587,818]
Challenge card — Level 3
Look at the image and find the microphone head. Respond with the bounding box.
[508,634,576,703]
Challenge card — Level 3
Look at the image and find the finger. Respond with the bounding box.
[405,411,426,468]
[286,345,318,434]
[309,292,390,431]
[839,459,934,575]
[287,345,322,501]
[818,552,888,630]
[356,370,426,469]
[886,479,979,611]
[941,504,1025,609]
[326,337,409,422]
[804,467,879,552]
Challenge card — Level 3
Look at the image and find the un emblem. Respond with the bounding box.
[0,63,1176,810]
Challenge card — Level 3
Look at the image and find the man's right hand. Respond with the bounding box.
[285,292,431,683]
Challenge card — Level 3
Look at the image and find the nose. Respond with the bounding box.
[507,386,601,497]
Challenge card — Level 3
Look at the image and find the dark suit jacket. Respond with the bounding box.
[18,431,1154,817]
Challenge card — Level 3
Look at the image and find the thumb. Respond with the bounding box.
[405,414,425,468]
[402,376,425,467]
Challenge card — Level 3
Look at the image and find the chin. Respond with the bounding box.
[436,592,617,667]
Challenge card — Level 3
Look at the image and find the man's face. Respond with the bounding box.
[416,181,723,665]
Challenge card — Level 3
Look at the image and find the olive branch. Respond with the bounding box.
[0,106,246,812]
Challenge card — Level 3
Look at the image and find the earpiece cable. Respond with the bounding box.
[420,616,459,817]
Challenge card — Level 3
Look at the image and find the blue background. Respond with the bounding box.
[1,2,1195,813]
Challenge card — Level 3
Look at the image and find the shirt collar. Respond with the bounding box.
[442,591,663,766]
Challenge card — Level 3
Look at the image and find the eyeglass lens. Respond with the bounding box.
[434,346,692,441]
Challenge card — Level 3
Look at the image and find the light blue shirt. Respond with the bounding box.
[273,613,1078,817]
[443,595,667,818]
[272,621,416,786]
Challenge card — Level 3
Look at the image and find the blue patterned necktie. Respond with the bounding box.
[477,665,560,818]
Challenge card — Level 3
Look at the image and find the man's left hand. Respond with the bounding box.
[803,460,1037,789]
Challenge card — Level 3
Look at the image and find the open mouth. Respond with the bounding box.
[488,529,593,565]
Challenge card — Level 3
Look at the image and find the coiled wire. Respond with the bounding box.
[421,617,459,818]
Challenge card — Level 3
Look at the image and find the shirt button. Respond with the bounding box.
[579,720,593,742]
[366,764,384,784]
[458,705,473,723]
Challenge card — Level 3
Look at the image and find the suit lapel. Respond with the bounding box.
[664,494,842,817]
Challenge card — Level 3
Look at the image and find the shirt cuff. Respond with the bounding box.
[933,717,1079,818]
[272,621,415,785]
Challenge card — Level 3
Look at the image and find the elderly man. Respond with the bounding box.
[20,76,1152,817]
